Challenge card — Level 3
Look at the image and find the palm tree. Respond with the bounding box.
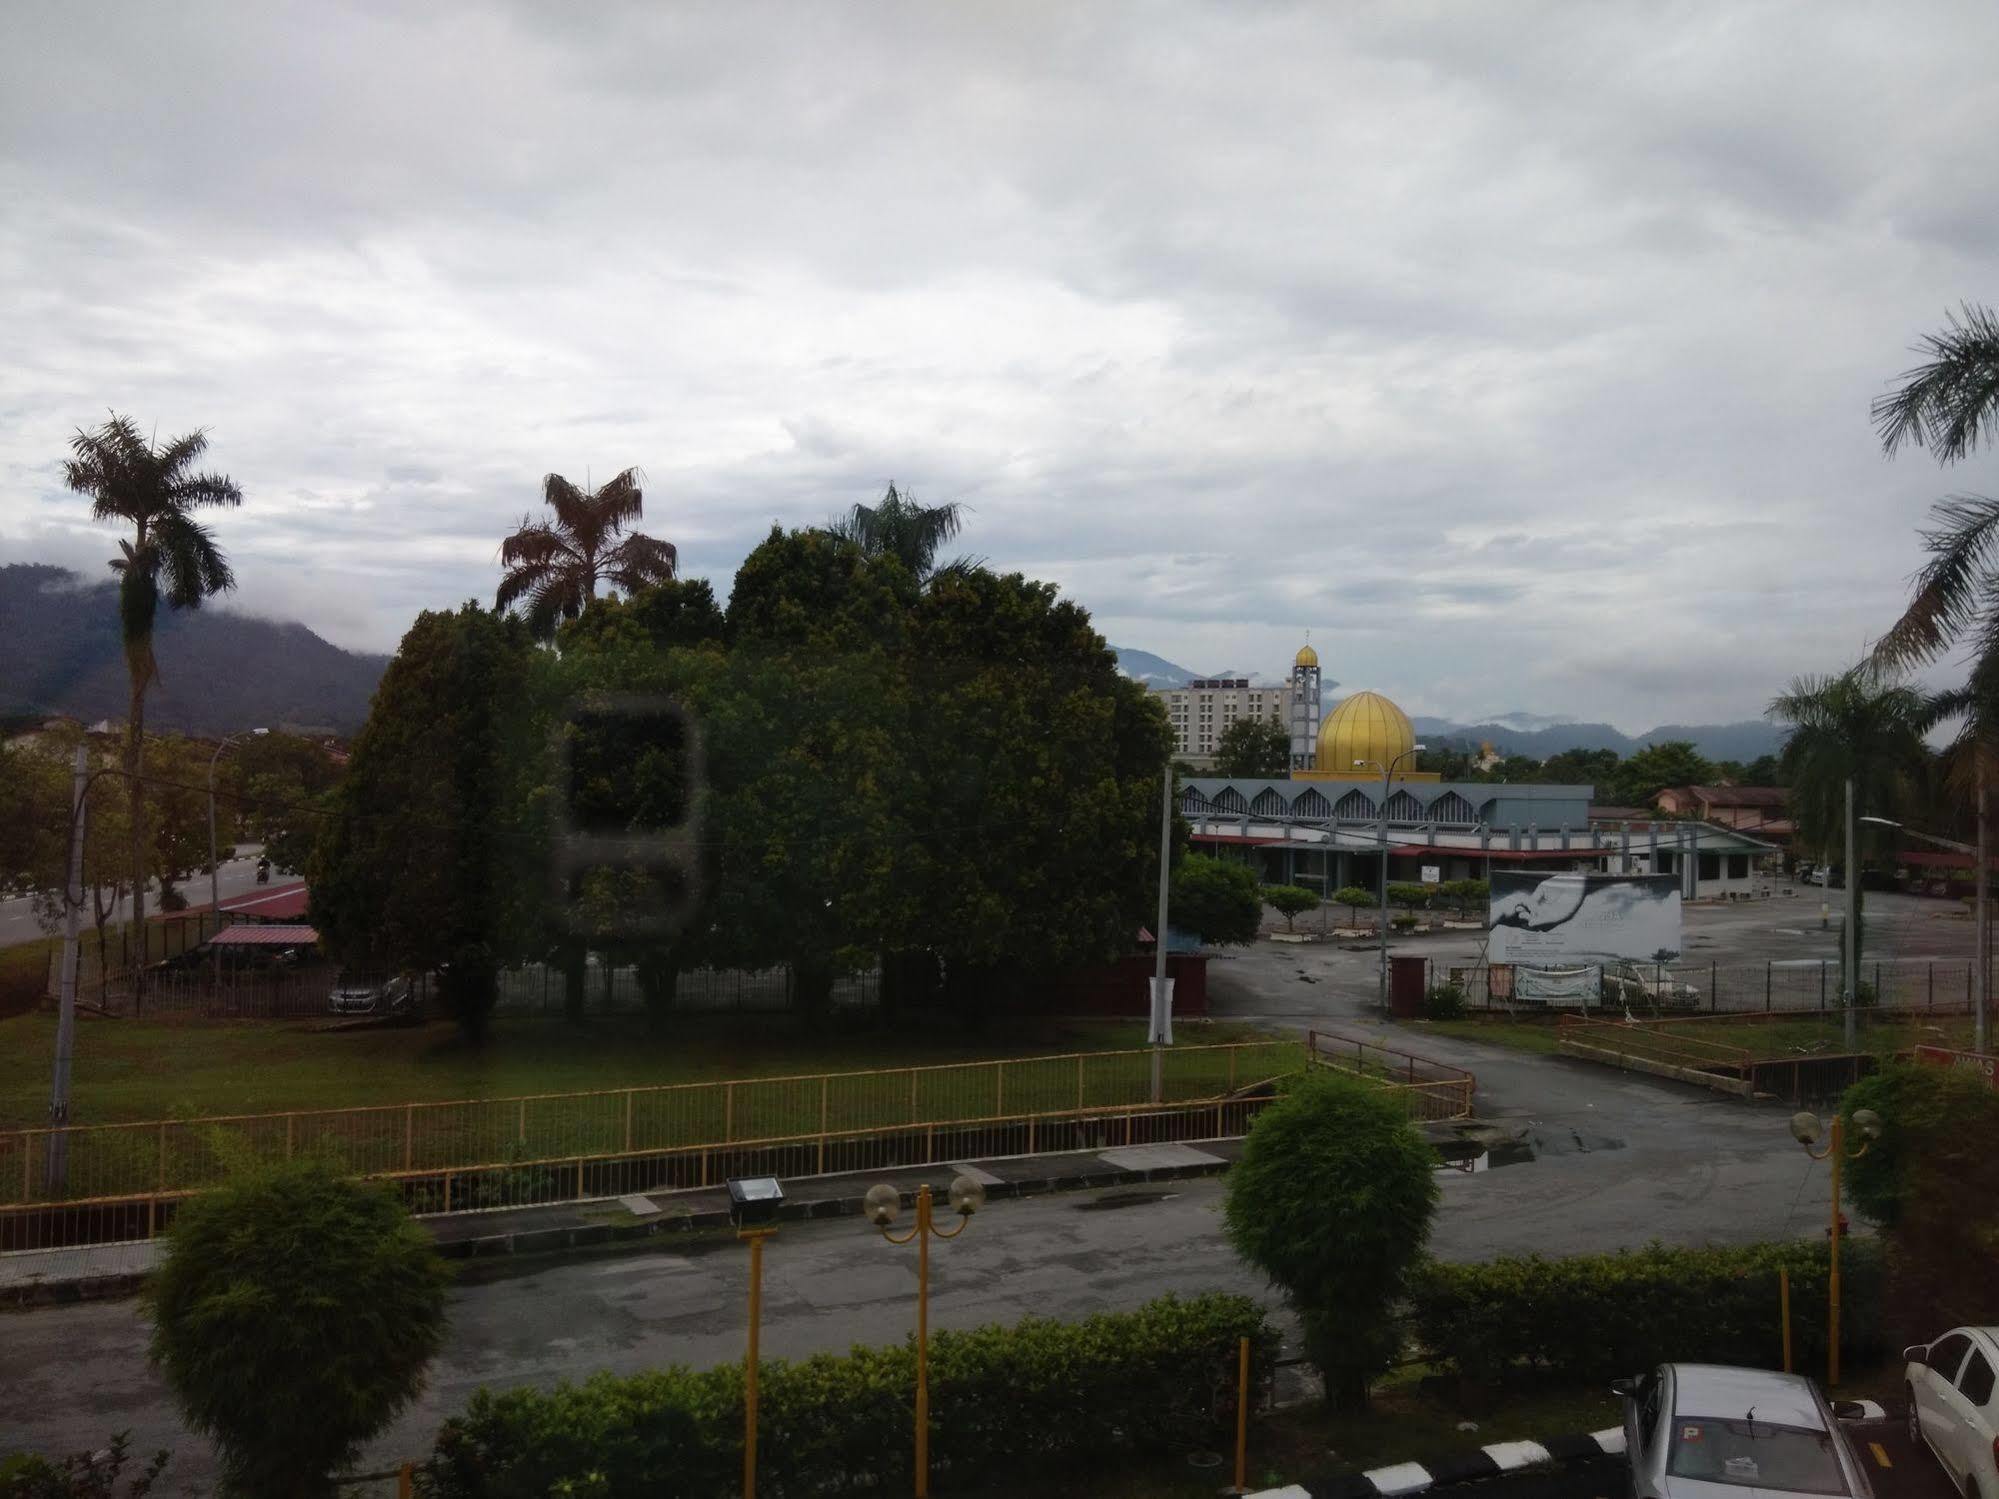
[63,414,241,970]
[496,468,677,639]
[1874,302,1999,463]
[829,482,970,582]
[1768,664,1928,1036]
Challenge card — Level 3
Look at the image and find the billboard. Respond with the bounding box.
[1488,872,1681,965]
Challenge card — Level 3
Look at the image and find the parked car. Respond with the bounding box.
[1614,1363,1875,1499]
[329,974,411,1016]
[1904,1327,1999,1499]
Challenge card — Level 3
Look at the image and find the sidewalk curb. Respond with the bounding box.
[2,1158,1232,1310]
[442,1157,1231,1261]
[1252,1427,1625,1499]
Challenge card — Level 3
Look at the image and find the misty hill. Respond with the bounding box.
[0,564,388,735]
[1412,714,1784,763]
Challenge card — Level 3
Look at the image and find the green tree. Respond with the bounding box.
[1332,884,1376,926]
[138,735,229,911]
[1170,854,1262,946]
[1768,664,1927,984]
[220,732,345,878]
[310,605,546,1038]
[1609,740,1714,805]
[903,567,1169,1017]
[61,414,242,972]
[1541,746,1621,787]
[828,481,970,583]
[1385,881,1431,912]
[705,527,917,1021]
[147,1158,450,1499]
[1839,1062,1999,1337]
[1262,884,1318,932]
[496,468,677,640]
[1223,1070,1440,1407]
[1213,715,1290,777]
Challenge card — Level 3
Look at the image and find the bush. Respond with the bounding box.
[0,1437,169,1497]
[147,1157,452,1499]
[1391,913,1419,933]
[1385,882,1431,912]
[417,1293,1272,1498]
[1332,886,1376,924]
[1407,1240,1884,1387]
[1841,1061,1999,1228]
[1262,884,1319,932]
[1222,1070,1438,1409]
[1424,981,1467,1020]
[1440,879,1488,916]
[1171,856,1263,946]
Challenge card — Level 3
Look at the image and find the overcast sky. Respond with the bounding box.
[4,2,1996,731]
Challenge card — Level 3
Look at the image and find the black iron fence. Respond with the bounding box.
[1442,956,1984,1016]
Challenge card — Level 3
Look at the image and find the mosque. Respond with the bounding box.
[1180,639,1773,899]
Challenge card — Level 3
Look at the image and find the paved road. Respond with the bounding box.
[0,853,274,946]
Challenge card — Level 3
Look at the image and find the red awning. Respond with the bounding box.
[166,880,310,922]
[208,923,319,947]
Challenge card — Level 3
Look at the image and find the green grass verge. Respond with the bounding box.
[0,1012,1288,1129]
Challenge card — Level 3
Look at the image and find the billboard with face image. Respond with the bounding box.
[1487,871,1681,964]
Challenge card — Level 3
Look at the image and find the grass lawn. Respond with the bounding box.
[1412,1012,1978,1062]
[0,1011,1287,1130]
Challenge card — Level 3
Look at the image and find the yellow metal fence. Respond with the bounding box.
[1304,1029,1476,1121]
[0,1040,1303,1249]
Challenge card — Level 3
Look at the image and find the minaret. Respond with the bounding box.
[1289,636,1322,771]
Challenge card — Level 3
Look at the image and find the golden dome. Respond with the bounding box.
[1294,643,1319,668]
[1317,691,1416,776]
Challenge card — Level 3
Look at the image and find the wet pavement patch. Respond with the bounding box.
[1074,1190,1179,1211]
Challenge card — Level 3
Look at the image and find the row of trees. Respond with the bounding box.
[309,510,1173,1035]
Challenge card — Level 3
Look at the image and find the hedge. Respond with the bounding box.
[416,1293,1273,1498]
[1407,1240,1884,1386]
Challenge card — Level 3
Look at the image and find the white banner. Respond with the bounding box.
[1488,872,1681,964]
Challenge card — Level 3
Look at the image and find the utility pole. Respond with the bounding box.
[49,743,87,1192]
[1150,764,1174,1102]
[1843,776,1858,1052]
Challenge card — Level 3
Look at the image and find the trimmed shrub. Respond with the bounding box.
[1385,882,1431,912]
[1223,1070,1438,1408]
[147,1157,452,1499]
[1332,887,1377,925]
[1171,855,1264,946]
[1262,884,1319,932]
[1407,1240,1885,1387]
[1391,913,1419,933]
[1424,981,1467,1020]
[417,1293,1272,1498]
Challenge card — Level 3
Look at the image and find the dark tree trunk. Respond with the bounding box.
[637,953,679,1033]
[562,943,587,1025]
[792,961,834,1030]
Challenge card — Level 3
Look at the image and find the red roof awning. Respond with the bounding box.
[208,923,319,947]
[167,880,310,922]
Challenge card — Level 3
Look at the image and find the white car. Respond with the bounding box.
[1905,1326,1999,1499]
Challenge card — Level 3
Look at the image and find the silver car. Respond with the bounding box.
[329,974,411,1016]
[1614,1363,1876,1499]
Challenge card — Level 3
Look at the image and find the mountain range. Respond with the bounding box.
[1111,645,1785,763]
[0,564,389,735]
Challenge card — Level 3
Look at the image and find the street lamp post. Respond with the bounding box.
[1355,745,1426,1014]
[1863,813,1989,1054]
[1788,1107,1882,1386]
[864,1177,986,1498]
[727,1176,785,1499]
[206,727,266,992]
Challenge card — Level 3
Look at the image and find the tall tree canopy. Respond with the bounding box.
[310,605,546,1037]
[496,468,677,640]
[62,413,241,961]
[1213,716,1290,778]
[1873,302,1999,464]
